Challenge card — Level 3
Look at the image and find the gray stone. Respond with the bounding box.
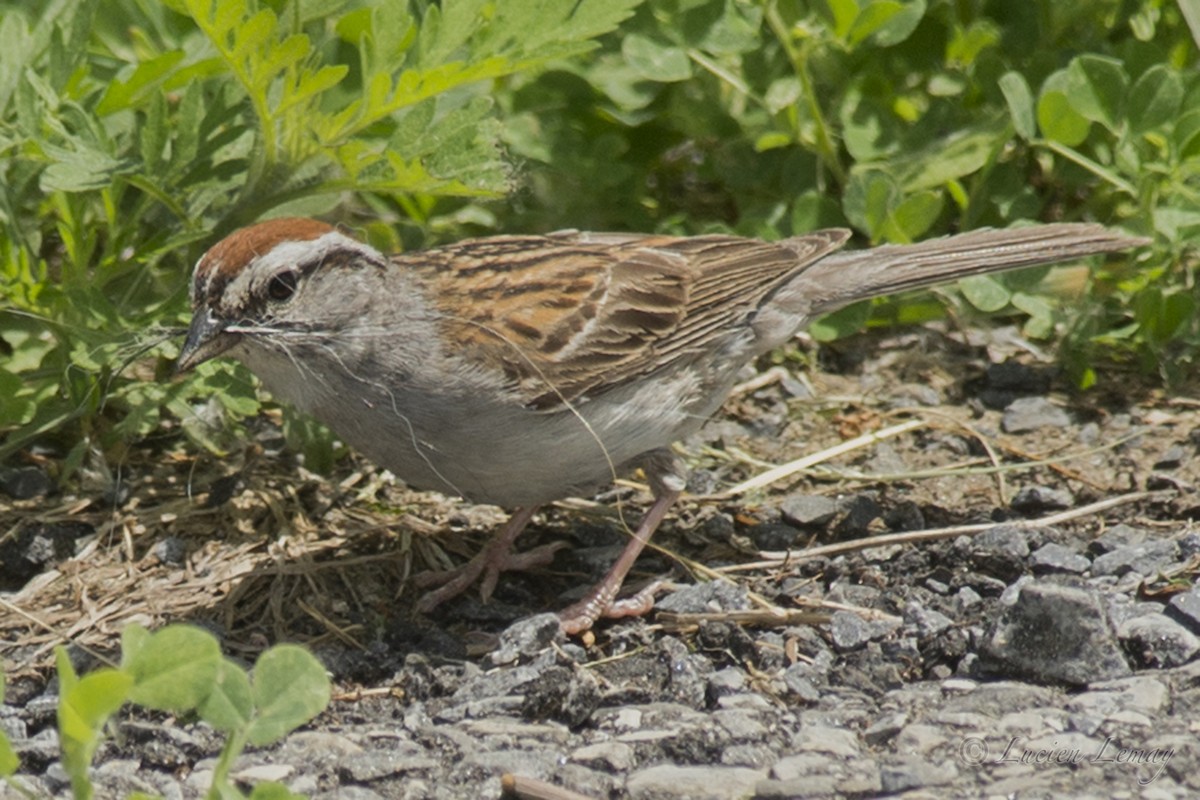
[894,723,950,754]
[1166,590,1200,634]
[625,764,766,800]
[1118,614,1200,668]
[707,667,747,698]
[1002,396,1072,433]
[878,755,958,793]
[834,494,882,536]
[771,752,838,782]
[1070,676,1169,717]
[490,612,563,665]
[152,536,187,565]
[781,665,821,703]
[903,602,953,638]
[829,610,873,651]
[779,495,838,528]
[1088,524,1150,554]
[1010,485,1075,512]
[1091,539,1179,577]
[863,712,907,745]
[1029,543,1090,575]
[714,709,769,742]
[970,526,1031,580]
[571,741,636,772]
[794,724,860,758]
[656,581,752,614]
[754,776,840,797]
[1179,532,1200,560]
[982,582,1131,686]
[0,466,52,499]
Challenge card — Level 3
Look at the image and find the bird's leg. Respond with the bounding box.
[558,449,685,635]
[414,506,565,612]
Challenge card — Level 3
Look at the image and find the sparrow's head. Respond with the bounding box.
[177,218,386,372]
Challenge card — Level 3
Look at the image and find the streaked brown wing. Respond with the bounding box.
[400,230,848,408]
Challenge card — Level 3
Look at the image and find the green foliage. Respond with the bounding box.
[0,623,330,799]
[493,0,1190,382]
[0,0,641,472]
[0,0,1193,479]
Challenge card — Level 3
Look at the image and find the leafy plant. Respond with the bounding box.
[497,0,1189,378]
[0,0,1193,484]
[0,0,642,473]
[1,623,330,800]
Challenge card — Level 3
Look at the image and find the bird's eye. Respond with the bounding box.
[266,270,299,302]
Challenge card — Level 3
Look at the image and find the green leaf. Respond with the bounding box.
[895,123,1005,191]
[999,71,1036,140]
[95,50,185,115]
[622,33,692,82]
[55,646,79,694]
[244,645,330,746]
[199,658,254,733]
[868,0,926,46]
[1038,91,1091,146]
[809,301,872,341]
[959,275,1012,312]
[247,782,308,800]
[123,624,222,712]
[1066,54,1127,131]
[883,190,944,242]
[1127,64,1183,133]
[843,168,899,240]
[58,669,133,744]
[0,730,17,777]
[1012,292,1056,339]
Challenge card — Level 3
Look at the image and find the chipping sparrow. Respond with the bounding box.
[178,218,1144,633]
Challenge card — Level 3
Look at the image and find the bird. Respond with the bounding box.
[177,217,1145,633]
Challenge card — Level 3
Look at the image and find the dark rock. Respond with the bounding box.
[1088,524,1149,555]
[863,712,908,745]
[884,500,925,532]
[779,495,838,528]
[1117,614,1200,668]
[1091,539,1180,578]
[520,665,601,727]
[968,526,1031,581]
[1166,590,1200,635]
[706,667,747,699]
[974,362,1055,409]
[1179,532,1200,560]
[834,494,882,536]
[657,581,752,615]
[982,583,1130,685]
[878,755,958,793]
[1010,485,1075,513]
[1001,397,1071,433]
[1029,543,1090,575]
[746,522,800,551]
[0,521,94,590]
[152,536,187,566]
[902,602,953,639]
[0,466,52,499]
[1153,445,1186,469]
[829,611,873,652]
[490,613,563,665]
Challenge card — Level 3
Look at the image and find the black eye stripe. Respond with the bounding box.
[267,270,299,302]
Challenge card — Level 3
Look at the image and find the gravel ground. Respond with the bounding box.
[3,323,1200,799]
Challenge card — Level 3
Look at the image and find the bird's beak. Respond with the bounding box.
[176,309,236,374]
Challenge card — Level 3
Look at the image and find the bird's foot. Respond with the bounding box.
[414,506,563,612]
[558,578,666,635]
